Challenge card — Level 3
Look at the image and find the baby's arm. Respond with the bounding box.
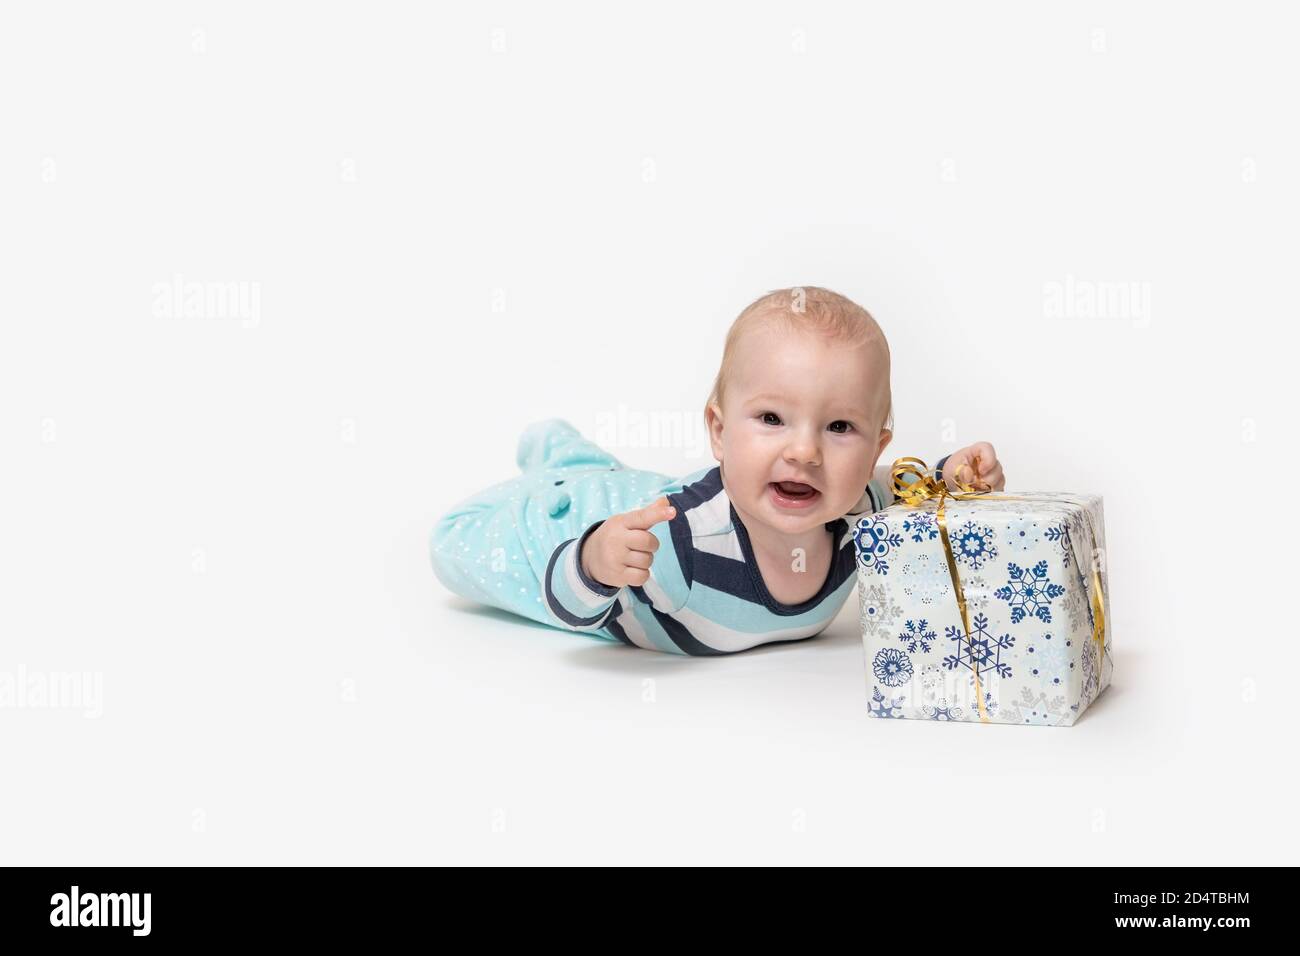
[542,498,691,633]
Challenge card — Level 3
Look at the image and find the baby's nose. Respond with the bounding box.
[784,441,821,466]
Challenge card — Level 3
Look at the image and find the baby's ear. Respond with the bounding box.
[875,428,893,458]
[705,402,725,456]
[704,401,722,427]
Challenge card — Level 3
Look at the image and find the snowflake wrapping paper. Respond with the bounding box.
[853,492,1113,726]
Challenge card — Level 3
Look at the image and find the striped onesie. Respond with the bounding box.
[543,465,894,655]
[430,417,949,657]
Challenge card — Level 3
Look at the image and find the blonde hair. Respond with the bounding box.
[706,286,893,433]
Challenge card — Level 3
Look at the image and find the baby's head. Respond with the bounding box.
[704,287,893,535]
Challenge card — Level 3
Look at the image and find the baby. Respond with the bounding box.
[429,286,1005,655]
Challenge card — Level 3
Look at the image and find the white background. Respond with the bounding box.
[2,2,1294,864]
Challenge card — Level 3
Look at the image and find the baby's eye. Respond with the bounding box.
[828,420,854,434]
[760,412,782,426]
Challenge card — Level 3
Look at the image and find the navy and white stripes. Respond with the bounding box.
[542,466,894,655]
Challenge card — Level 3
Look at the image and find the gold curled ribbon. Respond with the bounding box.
[888,456,1108,724]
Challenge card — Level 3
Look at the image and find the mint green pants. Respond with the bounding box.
[428,419,677,629]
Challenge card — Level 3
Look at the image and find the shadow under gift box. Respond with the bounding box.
[852,491,1112,726]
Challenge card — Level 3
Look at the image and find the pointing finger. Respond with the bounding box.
[624,496,676,530]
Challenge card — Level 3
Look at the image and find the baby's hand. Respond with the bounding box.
[943,442,1005,491]
[581,496,676,589]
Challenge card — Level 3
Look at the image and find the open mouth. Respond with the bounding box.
[769,481,821,509]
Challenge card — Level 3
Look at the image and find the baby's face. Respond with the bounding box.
[707,323,891,536]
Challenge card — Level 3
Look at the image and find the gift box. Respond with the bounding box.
[853,459,1113,726]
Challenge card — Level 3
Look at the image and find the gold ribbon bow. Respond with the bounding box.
[888,456,1107,724]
